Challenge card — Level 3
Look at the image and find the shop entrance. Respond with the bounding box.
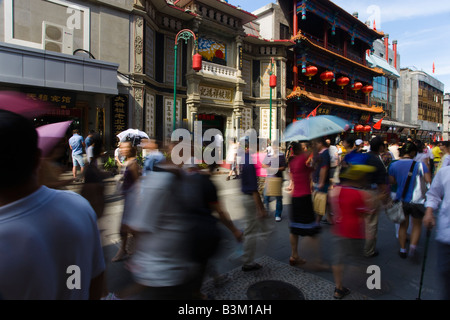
[197,113,225,136]
[197,113,226,160]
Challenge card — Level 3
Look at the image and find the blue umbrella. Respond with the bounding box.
[282,115,350,142]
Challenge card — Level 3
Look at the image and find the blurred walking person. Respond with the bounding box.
[240,137,273,272]
[226,139,239,180]
[388,142,432,262]
[363,136,390,258]
[311,137,331,225]
[328,152,376,299]
[142,138,165,174]
[288,142,322,267]
[68,129,85,181]
[423,165,450,300]
[112,140,141,262]
[81,134,110,219]
[414,139,431,173]
[0,110,105,299]
[435,141,450,173]
[262,141,286,222]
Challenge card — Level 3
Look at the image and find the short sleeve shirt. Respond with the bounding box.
[263,152,287,178]
[69,134,84,155]
[312,148,330,184]
[388,159,429,202]
[330,186,371,239]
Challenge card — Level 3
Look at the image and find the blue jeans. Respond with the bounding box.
[264,195,283,218]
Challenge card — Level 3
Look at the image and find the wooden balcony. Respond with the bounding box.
[298,80,366,105]
[298,31,366,66]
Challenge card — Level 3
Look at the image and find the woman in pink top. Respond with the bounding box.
[252,150,267,198]
[288,142,321,266]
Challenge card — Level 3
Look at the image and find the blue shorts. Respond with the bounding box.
[72,153,85,167]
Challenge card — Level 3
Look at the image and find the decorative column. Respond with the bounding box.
[234,34,246,139]
[293,0,298,90]
[132,15,144,129]
[384,34,389,62]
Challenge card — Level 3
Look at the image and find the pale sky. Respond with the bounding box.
[229,0,450,93]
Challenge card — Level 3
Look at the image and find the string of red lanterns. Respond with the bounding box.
[305,66,318,80]
[320,70,334,85]
[336,76,350,89]
[301,65,373,95]
[354,124,372,132]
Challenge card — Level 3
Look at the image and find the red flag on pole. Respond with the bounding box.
[373,117,383,130]
[307,103,322,118]
[433,62,435,74]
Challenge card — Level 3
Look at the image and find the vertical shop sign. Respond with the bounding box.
[111,95,128,145]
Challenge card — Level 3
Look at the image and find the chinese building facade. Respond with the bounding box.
[141,0,290,152]
[277,0,385,137]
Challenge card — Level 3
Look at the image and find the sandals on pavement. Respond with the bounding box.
[289,257,306,266]
[333,287,351,299]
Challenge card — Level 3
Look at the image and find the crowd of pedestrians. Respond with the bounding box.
[1,109,450,300]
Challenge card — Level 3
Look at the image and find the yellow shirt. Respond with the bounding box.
[432,146,442,162]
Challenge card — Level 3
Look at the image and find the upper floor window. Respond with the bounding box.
[4,0,90,53]
[280,24,290,40]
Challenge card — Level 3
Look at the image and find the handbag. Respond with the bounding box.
[265,177,283,197]
[385,161,416,224]
[385,200,405,224]
[313,191,327,216]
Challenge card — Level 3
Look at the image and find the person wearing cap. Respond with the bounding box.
[354,139,364,153]
[328,152,376,299]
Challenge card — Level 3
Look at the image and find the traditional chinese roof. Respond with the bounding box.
[245,34,295,46]
[153,0,198,19]
[174,0,257,24]
[287,87,384,114]
[278,0,383,45]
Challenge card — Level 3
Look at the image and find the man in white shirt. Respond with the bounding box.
[0,110,105,300]
[389,139,400,160]
[424,166,450,300]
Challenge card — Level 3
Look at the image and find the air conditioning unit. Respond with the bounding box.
[42,21,74,55]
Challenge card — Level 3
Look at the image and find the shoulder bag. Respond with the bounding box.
[385,161,416,224]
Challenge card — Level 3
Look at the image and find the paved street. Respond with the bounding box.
[67,169,442,300]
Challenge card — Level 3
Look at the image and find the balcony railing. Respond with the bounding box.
[201,61,237,79]
[299,31,365,66]
[299,80,366,105]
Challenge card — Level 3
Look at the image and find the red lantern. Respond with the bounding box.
[305,65,318,80]
[192,53,202,72]
[336,76,350,89]
[355,124,364,132]
[362,85,374,95]
[364,125,372,132]
[320,71,334,85]
[270,74,277,88]
[351,82,363,91]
